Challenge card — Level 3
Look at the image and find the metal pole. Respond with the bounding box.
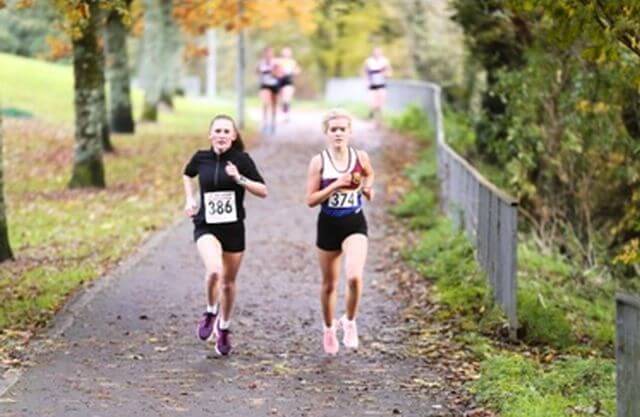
[206,28,217,98]
[236,0,245,128]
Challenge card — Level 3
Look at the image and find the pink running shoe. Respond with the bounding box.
[340,315,359,349]
[323,322,339,355]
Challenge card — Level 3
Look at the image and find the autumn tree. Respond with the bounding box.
[105,0,135,133]
[53,0,128,187]
[158,0,181,109]
[0,111,13,262]
[139,0,163,121]
[310,0,401,83]
[66,1,106,187]
[174,0,316,126]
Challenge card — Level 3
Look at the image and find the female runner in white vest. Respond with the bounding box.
[305,109,375,355]
[362,47,392,127]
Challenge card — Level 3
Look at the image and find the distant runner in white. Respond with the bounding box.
[183,115,268,356]
[276,46,301,123]
[363,47,393,127]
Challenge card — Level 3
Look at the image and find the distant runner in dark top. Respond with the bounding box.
[305,109,375,355]
[183,114,268,356]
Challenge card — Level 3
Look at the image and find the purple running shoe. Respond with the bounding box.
[197,312,216,341]
[214,317,232,356]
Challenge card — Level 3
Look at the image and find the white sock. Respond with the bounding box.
[219,317,230,330]
[206,304,218,315]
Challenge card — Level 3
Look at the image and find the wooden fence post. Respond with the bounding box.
[617,292,640,417]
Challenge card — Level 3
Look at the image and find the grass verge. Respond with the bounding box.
[0,53,246,365]
[389,106,616,417]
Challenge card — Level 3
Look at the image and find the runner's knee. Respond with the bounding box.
[221,279,235,293]
[322,280,337,295]
[205,270,220,284]
[346,275,362,288]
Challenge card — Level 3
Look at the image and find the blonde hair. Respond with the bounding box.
[322,108,352,133]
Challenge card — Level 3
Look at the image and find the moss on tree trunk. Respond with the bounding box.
[141,100,158,122]
[69,0,106,188]
[140,0,162,122]
[105,1,135,134]
[0,113,14,262]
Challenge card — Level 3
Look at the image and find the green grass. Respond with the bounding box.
[0,52,236,132]
[389,106,617,417]
[471,354,615,417]
[0,53,243,349]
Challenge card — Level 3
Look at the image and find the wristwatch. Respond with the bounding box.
[236,175,249,186]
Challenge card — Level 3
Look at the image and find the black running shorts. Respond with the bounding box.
[194,221,245,252]
[316,210,368,251]
[260,84,280,94]
[279,75,293,88]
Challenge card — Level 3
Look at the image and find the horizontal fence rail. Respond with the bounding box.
[429,84,519,337]
[617,293,640,417]
[326,78,519,336]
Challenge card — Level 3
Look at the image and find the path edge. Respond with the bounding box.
[0,217,189,398]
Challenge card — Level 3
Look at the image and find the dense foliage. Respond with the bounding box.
[0,1,63,58]
[452,0,640,283]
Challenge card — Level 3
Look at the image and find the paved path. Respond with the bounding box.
[0,112,446,416]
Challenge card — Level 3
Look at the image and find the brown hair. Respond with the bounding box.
[209,114,245,152]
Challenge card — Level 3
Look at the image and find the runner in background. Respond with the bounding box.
[257,47,281,135]
[277,46,301,123]
[362,47,392,127]
[305,109,375,355]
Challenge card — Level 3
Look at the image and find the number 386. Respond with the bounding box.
[208,200,233,215]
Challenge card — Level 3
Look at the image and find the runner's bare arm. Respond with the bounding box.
[385,58,393,78]
[225,161,268,198]
[183,174,198,217]
[358,150,375,201]
[239,177,268,198]
[306,155,350,207]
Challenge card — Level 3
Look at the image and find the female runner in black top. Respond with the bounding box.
[183,114,267,356]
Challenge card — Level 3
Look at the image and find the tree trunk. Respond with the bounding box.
[99,73,114,153]
[96,7,114,153]
[69,0,106,188]
[0,113,14,262]
[105,0,135,134]
[206,29,217,98]
[622,87,640,140]
[140,0,162,122]
[159,0,181,109]
[236,0,245,128]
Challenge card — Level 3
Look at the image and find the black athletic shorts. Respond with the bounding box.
[194,221,245,252]
[316,210,368,251]
[260,84,280,94]
[369,84,386,90]
[279,75,293,88]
